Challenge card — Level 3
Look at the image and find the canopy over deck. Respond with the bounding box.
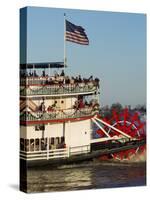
[20,62,65,69]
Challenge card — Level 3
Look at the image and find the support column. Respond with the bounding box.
[29,139,30,152]
[39,138,41,151]
[47,137,49,160]
[63,122,65,138]
[34,138,35,151]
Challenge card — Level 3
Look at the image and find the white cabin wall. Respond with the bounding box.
[65,119,91,148]
[65,97,76,109]
[20,123,63,139]
[20,126,27,138]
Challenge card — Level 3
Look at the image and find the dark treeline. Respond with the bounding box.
[100,102,146,119]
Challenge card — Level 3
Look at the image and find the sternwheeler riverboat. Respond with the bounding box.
[20,15,146,168]
[20,62,146,167]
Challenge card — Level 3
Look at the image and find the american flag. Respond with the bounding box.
[65,20,89,45]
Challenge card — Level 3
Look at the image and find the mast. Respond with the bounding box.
[64,13,66,70]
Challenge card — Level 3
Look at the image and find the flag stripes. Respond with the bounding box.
[65,20,89,45]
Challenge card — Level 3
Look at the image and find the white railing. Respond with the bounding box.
[20,107,99,122]
[20,148,68,161]
[20,144,91,161]
[20,81,98,96]
[69,145,90,156]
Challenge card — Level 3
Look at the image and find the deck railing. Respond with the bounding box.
[20,76,63,86]
[69,145,90,156]
[20,107,99,122]
[20,82,98,96]
[20,76,99,86]
[20,148,68,161]
[20,144,90,161]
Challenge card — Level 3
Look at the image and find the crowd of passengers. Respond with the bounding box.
[37,97,99,113]
[21,70,100,87]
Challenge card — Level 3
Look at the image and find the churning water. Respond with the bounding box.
[27,160,146,193]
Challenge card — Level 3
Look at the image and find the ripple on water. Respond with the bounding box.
[27,161,146,193]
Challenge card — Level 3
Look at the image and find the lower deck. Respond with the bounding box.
[20,136,91,161]
[20,138,145,167]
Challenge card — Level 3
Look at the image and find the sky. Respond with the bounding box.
[21,6,146,107]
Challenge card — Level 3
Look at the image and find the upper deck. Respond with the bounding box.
[20,62,100,97]
[20,77,99,97]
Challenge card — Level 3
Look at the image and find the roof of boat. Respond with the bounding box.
[20,62,66,69]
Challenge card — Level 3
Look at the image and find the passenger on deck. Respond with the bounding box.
[73,100,79,109]
[78,99,84,108]
[42,70,46,77]
[75,76,79,83]
[29,71,33,77]
[47,105,54,112]
[83,78,88,84]
[51,101,57,109]
[41,140,46,150]
[45,77,49,84]
[70,77,75,84]
[65,76,70,84]
[88,75,93,81]
[60,70,65,76]
[39,102,46,112]
[54,71,59,78]
[48,77,54,85]
[78,75,82,83]
[85,100,89,107]
[33,70,38,77]
[95,78,100,88]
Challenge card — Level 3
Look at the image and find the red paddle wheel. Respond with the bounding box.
[95,108,146,161]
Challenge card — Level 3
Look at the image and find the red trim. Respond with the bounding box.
[20,115,98,125]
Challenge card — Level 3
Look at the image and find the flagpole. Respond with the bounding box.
[64,13,66,70]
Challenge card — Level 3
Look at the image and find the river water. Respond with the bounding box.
[27,160,146,193]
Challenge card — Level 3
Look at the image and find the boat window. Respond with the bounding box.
[30,139,34,151]
[56,137,59,144]
[20,138,25,151]
[51,137,54,145]
[35,125,45,131]
[61,136,64,143]
[25,139,29,152]
[41,138,46,150]
[35,139,39,151]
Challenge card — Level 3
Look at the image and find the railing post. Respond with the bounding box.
[29,139,30,152]
[47,138,49,160]
[67,146,70,157]
[34,138,36,152]
[39,138,41,151]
